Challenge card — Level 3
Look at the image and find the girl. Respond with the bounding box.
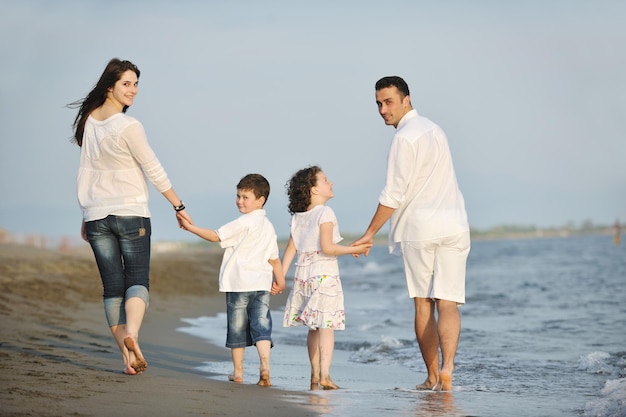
[68,58,192,375]
[282,166,371,389]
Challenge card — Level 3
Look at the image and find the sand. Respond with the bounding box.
[0,243,316,417]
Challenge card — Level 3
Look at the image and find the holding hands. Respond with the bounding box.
[270,280,285,295]
[176,211,192,230]
[351,234,375,257]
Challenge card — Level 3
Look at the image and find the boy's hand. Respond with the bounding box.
[270,281,285,295]
[176,213,191,230]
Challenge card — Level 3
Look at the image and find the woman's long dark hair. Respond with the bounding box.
[286,165,321,214]
[67,58,140,146]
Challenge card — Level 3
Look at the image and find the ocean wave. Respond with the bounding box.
[584,377,626,417]
[578,352,626,417]
[349,335,417,365]
[579,351,618,375]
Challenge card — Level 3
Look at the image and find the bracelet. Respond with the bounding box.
[173,201,186,212]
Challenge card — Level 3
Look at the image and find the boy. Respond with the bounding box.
[178,173,285,386]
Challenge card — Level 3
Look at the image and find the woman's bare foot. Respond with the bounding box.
[123,336,147,373]
[257,369,271,387]
[123,365,137,375]
[320,377,339,390]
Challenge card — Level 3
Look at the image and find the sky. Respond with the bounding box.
[1,0,625,243]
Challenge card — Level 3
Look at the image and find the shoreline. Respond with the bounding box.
[0,243,315,417]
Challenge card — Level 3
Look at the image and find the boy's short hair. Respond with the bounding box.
[237,173,270,205]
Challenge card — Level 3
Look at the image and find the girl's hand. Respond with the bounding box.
[351,236,374,257]
[353,243,373,257]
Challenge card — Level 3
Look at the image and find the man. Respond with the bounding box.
[352,76,470,391]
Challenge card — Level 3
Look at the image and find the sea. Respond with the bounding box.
[178,234,626,417]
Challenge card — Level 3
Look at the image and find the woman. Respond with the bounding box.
[68,58,192,375]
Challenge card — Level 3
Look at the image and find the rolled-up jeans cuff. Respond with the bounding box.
[103,285,149,327]
[126,284,149,308]
[103,296,124,327]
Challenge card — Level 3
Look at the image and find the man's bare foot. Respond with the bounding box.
[320,377,339,390]
[416,376,438,390]
[257,369,271,387]
[123,336,147,373]
[433,370,452,391]
[228,373,243,383]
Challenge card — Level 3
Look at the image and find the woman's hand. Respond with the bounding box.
[80,220,88,242]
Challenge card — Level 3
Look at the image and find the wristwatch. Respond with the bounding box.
[173,201,186,212]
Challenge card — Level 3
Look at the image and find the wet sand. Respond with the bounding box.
[0,243,314,417]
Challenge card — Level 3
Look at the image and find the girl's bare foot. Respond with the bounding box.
[310,367,322,390]
[310,375,321,390]
[257,369,271,387]
[320,377,339,390]
[123,336,147,373]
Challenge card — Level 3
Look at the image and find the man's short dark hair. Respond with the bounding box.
[375,76,410,97]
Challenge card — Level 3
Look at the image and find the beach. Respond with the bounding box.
[2,235,625,417]
[0,243,315,417]
[175,235,626,417]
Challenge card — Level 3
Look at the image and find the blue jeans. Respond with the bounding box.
[225,291,273,348]
[85,215,151,326]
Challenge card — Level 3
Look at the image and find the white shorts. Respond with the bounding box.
[400,232,470,305]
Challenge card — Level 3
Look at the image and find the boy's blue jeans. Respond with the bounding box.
[225,291,273,348]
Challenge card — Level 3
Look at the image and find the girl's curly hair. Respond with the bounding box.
[286,165,321,214]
